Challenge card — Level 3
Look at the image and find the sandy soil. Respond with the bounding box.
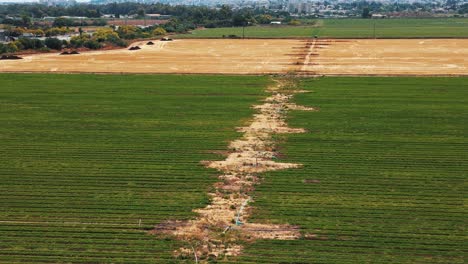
[0,39,300,74]
[301,39,467,76]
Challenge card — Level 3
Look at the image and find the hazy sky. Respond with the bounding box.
[0,0,89,2]
[0,0,86,2]
[1,0,40,2]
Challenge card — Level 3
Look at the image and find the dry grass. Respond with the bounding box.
[303,39,468,76]
[0,39,300,74]
[0,39,465,76]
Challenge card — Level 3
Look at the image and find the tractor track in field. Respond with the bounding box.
[150,77,317,262]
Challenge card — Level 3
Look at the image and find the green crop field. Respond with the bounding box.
[0,74,267,263]
[241,77,467,263]
[0,75,466,263]
[176,18,468,38]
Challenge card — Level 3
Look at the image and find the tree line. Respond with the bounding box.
[0,3,287,28]
[0,24,168,54]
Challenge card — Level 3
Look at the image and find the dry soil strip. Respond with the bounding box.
[150,78,316,261]
[301,39,317,73]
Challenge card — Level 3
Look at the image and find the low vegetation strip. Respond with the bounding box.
[177,18,468,39]
[239,77,467,263]
[0,74,267,263]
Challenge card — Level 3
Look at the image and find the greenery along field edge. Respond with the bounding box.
[174,18,468,39]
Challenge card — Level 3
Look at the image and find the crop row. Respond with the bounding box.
[0,74,268,263]
[246,77,466,264]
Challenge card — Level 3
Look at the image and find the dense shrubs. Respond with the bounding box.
[161,19,196,33]
[69,28,127,49]
[0,43,19,54]
[45,27,72,37]
[44,37,63,50]
[69,35,96,49]
[53,17,107,27]
[152,27,167,36]
[17,38,44,50]
[83,40,102,50]
[0,18,188,55]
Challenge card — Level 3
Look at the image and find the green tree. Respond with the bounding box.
[6,42,19,53]
[70,34,90,48]
[458,3,468,13]
[21,15,32,27]
[117,25,138,39]
[152,27,166,36]
[255,14,272,24]
[84,40,102,49]
[219,5,232,20]
[53,17,73,27]
[18,38,44,50]
[45,37,63,50]
[362,7,371,18]
[137,8,145,18]
[8,27,25,37]
[233,14,248,27]
[93,27,119,42]
[446,0,458,10]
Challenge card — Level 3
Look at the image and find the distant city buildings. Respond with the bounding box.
[1,0,466,17]
[80,0,467,18]
[39,0,77,6]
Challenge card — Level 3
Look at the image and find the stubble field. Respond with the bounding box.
[0,39,467,76]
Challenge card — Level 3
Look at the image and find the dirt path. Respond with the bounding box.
[150,77,316,261]
[301,39,317,73]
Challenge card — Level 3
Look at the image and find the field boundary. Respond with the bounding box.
[174,36,468,40]
[1,71,467,77]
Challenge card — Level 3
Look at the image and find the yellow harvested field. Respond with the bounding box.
[0,39,466,76]
[302,39,468,76]
[0,39,300,74]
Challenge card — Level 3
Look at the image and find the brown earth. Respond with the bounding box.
[0,39,466,75]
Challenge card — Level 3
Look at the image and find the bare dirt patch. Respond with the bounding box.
[150,78,316,261]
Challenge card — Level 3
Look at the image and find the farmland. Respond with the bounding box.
[243,77,467,263]
[178,18,468,39]
[0,39,299,75]
[303,39,468,76]
[0,74,466,263]
[1,39,467,76]
[0,14,466,263]
[0,74,267,263]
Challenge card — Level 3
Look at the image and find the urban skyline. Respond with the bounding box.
[0,0,458,4]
